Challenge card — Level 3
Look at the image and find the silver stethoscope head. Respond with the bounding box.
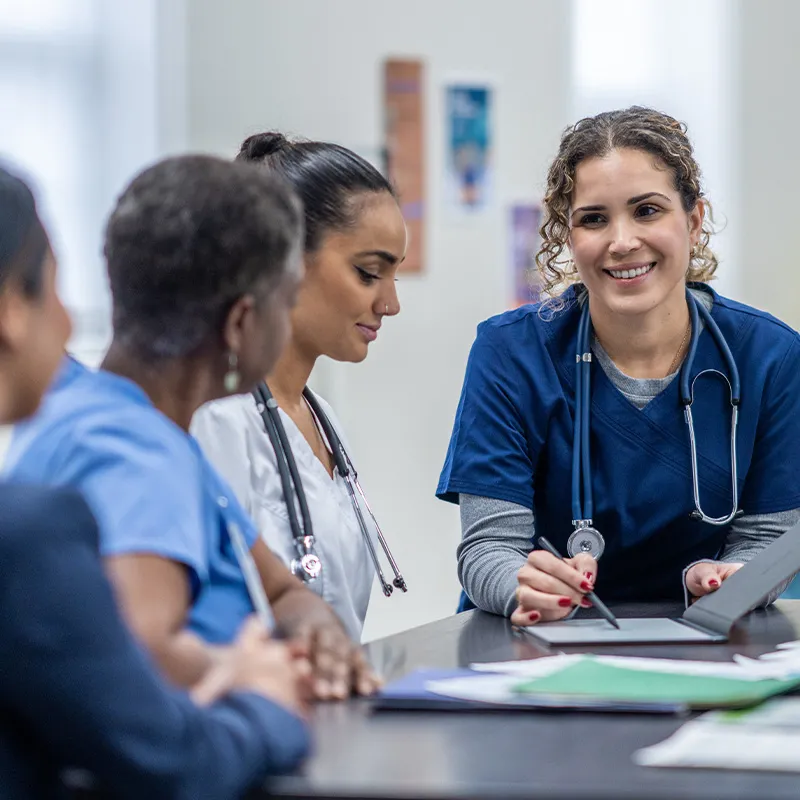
[567,521,605,560]
[290,535,323,583]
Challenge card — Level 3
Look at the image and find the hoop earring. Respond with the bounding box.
[224,352,241,393]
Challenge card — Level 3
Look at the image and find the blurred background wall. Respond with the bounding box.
[0,0,796,640]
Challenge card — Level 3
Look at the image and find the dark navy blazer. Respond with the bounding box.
[0,483,309,799]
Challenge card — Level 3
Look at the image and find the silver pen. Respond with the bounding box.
[228,522,274,631]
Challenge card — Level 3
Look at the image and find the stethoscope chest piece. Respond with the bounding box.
[292,552,322,582]
[567,524,605,559]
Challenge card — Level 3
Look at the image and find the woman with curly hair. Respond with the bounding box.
[437,107,800,624]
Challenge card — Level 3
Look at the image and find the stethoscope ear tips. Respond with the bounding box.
[689,510,703,521]
[393,577,408,592]
[380,582,394,597]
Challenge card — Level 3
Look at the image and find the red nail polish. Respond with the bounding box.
[580,598,593,608]
[528,610,541,622]
[580,580,592,591]
[558,597,572,608]
[584,572,594,581]
[709,579,720,588]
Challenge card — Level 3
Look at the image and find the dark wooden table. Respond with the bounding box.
[261,601,800,800]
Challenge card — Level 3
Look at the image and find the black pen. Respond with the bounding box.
[536,536,620,629]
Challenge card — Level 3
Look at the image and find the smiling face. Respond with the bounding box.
[290,191,407,363]
[568,147,704,318]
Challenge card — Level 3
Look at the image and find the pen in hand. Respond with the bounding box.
[536,537,620,630]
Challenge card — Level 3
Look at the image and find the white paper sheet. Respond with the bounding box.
[636,701,800,772]
[635,725,800,771]
[472,653,770,681]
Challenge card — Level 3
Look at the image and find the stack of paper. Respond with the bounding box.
[635,641,800,771]
[421,647,800,711]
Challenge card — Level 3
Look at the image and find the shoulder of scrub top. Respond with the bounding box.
[7,367,201,489]
[464,287,583,395]
[698,285,800,393]
[190,394,261,508]
[706,286,800,352]
[4,364,210,584]
[705,286,800,515]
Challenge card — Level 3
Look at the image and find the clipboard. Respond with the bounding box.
[523,519,800,646]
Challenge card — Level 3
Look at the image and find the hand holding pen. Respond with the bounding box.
[510,536,619,629]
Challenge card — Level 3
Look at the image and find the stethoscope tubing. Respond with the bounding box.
[572,288,741,536]
[253,382,407,595]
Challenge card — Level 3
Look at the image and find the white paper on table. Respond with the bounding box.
[732,651,800,678]
[425,674,535,704]
[469,653,584,676]
[471,653,771,681]
[634,723,800,772]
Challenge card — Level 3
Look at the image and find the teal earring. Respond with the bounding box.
[224,352,241,393]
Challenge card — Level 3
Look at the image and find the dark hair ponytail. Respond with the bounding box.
[0,165,49,297]
[237,132,396,252]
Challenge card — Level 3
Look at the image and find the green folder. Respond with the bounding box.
[512,658,800,710]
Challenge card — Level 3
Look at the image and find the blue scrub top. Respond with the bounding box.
[5,357,261,644]
[438,284,800,605]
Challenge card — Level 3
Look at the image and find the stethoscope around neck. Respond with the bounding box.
[568,288,742,561]
[252,382,407,597]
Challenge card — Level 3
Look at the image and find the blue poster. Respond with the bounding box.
[445,85,493,213]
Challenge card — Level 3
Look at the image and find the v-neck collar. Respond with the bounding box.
[276,398,338,485]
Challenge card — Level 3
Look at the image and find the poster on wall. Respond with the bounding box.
[383,58,425,274]
[445,83,493,215]
[510,203,542,307]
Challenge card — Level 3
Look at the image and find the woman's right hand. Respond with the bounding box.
[510,550,598,627]
[191,616,312,717]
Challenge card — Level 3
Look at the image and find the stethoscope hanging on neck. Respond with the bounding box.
[253,382,408,597]
[568,288,742,560]
[253,383,322,583]
[680,290,741,526]
[568,295,605,560]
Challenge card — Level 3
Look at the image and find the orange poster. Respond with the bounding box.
[383,59,425,274]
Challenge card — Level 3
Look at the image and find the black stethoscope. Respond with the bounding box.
[569,289,741,560]
[252,382,407,597]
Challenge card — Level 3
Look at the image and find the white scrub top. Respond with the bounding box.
[191,391,375,641]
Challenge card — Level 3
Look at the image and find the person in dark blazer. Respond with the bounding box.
[0,163,311,799]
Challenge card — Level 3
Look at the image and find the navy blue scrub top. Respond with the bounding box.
[438,284,800,605]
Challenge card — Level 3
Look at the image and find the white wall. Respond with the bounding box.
[173,0,572,640]
[571,0,741,301]
[737,0,800,328]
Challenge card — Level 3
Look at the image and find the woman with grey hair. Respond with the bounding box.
[6,154,378,700]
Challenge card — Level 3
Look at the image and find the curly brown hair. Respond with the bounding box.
[535,106,717,304]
